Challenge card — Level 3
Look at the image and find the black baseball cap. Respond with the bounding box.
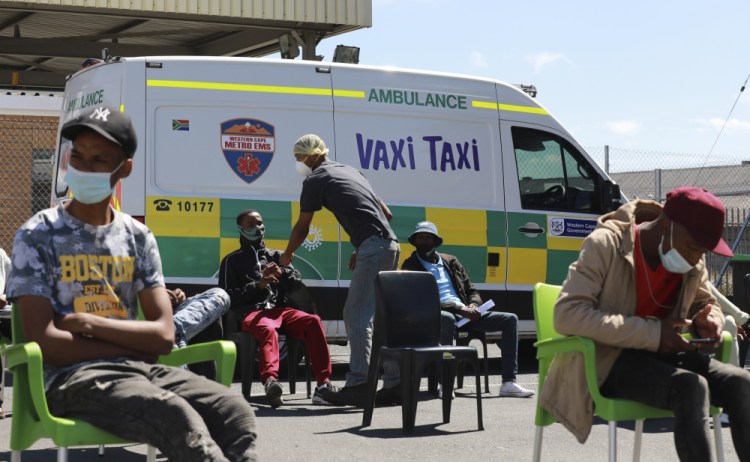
[61,106,137,158]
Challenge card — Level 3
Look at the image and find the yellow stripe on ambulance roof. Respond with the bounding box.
[471,100,549,115]
[147,79,365,98]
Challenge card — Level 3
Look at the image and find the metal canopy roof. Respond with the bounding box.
[0,0,371,89]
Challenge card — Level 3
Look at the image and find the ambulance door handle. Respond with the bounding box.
[518,222,545,237]
[518,227,543,234]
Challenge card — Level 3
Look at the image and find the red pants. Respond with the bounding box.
[241,306,332,385]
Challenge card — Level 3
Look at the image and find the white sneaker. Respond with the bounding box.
[499,381,534,398]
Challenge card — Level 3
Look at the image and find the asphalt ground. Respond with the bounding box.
[0,342,744,462]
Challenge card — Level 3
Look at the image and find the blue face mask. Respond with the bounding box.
[658,222,694,274]
[239,225,264,241]
[64,161,123,205]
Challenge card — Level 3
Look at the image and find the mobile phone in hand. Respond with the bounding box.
[688,337,719,344]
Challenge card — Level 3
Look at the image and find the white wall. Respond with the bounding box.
[0,93,63,117]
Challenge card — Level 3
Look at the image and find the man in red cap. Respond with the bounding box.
[540,187,750,460]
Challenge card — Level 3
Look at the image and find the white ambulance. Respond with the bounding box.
[51,56,622,341]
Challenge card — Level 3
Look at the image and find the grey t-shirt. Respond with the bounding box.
[6,205,164,386]
[300,160,396,248]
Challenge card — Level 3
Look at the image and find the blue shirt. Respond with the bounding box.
[416,253,463,306]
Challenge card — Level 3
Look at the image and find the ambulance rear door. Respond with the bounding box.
[52,61,125,206]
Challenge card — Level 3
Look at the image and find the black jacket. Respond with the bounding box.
[401,251,483,312]
[218,240,302,317]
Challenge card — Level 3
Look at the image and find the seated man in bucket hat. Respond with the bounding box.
[401,221,534,398]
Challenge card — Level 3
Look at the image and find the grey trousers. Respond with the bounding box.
[343,235,401,387]
[601,349,750,462]
[47,360,257,462]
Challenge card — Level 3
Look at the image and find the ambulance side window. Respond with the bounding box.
[512,127,599,213]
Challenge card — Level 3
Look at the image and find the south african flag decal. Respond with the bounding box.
[172,119,189,131]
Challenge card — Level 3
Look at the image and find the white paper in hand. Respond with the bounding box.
[455,299,495,327]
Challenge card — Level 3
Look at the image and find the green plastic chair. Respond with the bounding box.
[532,283,729,462]
[5,304,237,462]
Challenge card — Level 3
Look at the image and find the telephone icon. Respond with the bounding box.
[153,199,172,211]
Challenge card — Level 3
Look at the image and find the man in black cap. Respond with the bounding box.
[402,221,534,398]
[542,187,750,460]
[6,106,257,461]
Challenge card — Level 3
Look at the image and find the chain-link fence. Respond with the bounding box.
[587,145,750,297]
[0,114,57,252]
[587,145,750,208]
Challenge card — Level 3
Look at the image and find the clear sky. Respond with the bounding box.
[309,0,750,169]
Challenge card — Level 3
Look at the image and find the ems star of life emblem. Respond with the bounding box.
[220,118,275,184]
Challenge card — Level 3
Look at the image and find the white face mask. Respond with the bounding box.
[64,161,123,205]
[295,160,313,177]
[658,222,694,274]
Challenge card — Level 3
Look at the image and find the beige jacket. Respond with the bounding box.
[539,200,722,443]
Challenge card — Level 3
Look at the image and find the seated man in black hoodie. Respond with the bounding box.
[219,209,338,408]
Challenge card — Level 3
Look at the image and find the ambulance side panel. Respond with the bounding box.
[330,65,508,308]
[141,58,340,314]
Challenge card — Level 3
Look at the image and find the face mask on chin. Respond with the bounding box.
[658,222,694,274]
[64,161,123,205]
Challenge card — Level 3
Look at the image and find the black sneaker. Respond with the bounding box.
[375,385,402,406]
[312,382,343,406]
[264,378,284,408]
[326,383,368,407]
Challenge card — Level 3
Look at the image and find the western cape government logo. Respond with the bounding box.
[220,118,275,184]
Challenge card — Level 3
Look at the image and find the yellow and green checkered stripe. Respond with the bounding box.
[147,197,585,284]
[147,197,340,280]
[505,212,585,285]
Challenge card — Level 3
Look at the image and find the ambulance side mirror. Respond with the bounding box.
[601,181,623,212]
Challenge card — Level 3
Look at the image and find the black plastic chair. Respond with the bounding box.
[224,309,312,400]
[426,329,491,394]
[455,329,490,393]
[362,271,484,432]
[226,282,318,400]
[236,330,311,399]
